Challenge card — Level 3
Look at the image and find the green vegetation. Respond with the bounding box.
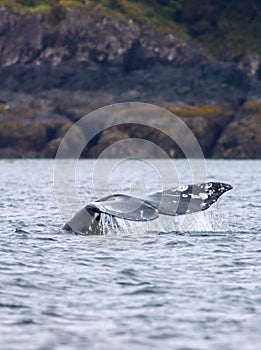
[0,0,83,15]
[173,0,261,57]
[0,0,260,57]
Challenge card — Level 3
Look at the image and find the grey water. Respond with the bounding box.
[0,159,260,350]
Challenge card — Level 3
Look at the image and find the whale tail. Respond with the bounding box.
[146,182,233,216]
[64,182,232,234]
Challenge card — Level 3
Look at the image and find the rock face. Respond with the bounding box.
[0,113,72,158]
[0,7,209,68]
[213,102,261,159]
[0,6,260,159]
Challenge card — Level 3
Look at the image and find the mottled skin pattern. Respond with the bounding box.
[64,182,232,234]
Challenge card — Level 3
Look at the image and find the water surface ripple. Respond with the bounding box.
[0,159,260,350]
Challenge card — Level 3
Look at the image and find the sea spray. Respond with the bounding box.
[92,214,192,235]
[90,204,229,236]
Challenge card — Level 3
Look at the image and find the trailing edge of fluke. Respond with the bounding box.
[63,182,232,234]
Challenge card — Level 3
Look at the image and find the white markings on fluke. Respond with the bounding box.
[63,182,233,234]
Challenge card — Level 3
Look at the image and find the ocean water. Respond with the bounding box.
[0,159,260,350]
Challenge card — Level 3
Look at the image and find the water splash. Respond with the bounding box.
[85,204,230,236]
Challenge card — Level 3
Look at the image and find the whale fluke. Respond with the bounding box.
[89,194,158,221]
[63,182,232,234]
[146,182,233,216]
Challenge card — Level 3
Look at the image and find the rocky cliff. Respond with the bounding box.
[0,5,260,158]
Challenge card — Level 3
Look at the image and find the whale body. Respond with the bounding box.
[63,182,232,234]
